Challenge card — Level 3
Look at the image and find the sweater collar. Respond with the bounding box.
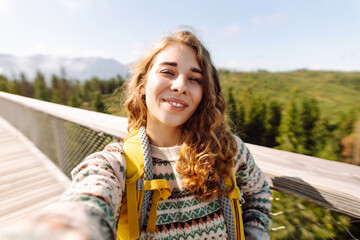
[150,144,181,161]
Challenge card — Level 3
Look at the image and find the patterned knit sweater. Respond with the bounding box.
[1,135,272,240]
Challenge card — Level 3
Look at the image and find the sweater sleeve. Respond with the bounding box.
[233,135,272,240]
[0,142,126,240]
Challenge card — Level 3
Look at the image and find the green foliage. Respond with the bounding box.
[278,99,302,152]
[265,101,282,147]
[82,80,92,102]
[8,79,21,94]
[68,92,81,108]
[299,97,320,155]
[0,75,9,92]
[19,73,34,97]
[34,71,49,101]
[93,91,106,113]
[271,190,360,239]
[227,87,239,133]
[219,70,360,121]
[68,81,82,108]
[51,75,61,103]
[245,97,267,145]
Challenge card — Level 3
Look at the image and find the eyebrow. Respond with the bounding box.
[159,61,203,75]
[191,67,203,75]
[160,61,177,67]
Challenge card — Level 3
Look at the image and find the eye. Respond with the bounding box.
[160,70,174,76]
[189,77,201,84]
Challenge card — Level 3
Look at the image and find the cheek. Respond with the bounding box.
[145,75,164,96]
[194,87,203,107]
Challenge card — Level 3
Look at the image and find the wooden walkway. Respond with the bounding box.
[0,117,70,226]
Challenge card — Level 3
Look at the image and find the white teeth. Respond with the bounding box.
[169,101,184,107]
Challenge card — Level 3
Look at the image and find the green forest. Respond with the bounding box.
[1,69,359,165]
[219,69,360,165]
[1,69,360,239]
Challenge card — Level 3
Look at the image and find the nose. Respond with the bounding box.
[170,74,188,94]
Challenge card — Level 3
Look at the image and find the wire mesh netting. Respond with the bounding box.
[1,94,360,239]
[270,190,360,239]
[0,96,121,178]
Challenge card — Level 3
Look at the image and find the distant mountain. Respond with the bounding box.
[0,54,129,82]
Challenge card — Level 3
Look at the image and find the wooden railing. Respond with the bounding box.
[1,91,360,218]
[247,143,360,218]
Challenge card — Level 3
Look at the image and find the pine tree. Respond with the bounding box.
[34,71,49,101]
[51,75,61,103]
[314,116,339,161]
[265,100,282,147]
[71,80,83,105]
[93,92,106,113]
[299,97,320,155]
[68,92,81,108]
[59,77,70,105]
[338,110,357,136]
[237,100,246,135]
[19,73,34,97]
[236,89,251,138]
[83,80,92,102]
[227,88,239,133]
[91,77,102,93]
[354,121,360,165]
[278,99,302,152]
[8,79,21,94]
[245,97,267,145]
[338,110,359,163]
[0,75,9,92]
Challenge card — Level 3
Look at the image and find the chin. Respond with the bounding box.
[160,118,188,128]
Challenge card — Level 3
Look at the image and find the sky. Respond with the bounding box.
[0,0,359,72]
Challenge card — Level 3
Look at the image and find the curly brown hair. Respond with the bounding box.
[124,29,237,201]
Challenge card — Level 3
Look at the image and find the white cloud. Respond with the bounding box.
[221,22,242,38]
[57,0,109,14]
[222,60,257,71]
[117,41,149,64]
[40,56,64,72]
[308,63,360,71]
[57,0,89,13]
[32,44,76,57]
[0,0,14,17]
[251,13,288,29]
[63,58,88,72]
[58,0,81,12]
[31,44,109,60]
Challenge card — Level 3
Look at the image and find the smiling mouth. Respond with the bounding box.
[169,101,185,107]
[163,99,188,109]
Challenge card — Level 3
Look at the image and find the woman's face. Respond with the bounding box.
[144,44,203,130]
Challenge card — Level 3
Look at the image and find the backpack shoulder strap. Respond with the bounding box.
[223,168,245,240]
[123,129,144,179]
[117,127,172,240]
[117,129,144,240]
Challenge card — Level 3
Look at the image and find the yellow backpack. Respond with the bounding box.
[116,128,245,240]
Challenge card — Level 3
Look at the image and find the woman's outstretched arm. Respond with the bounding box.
[1,142,126,240]
[233,135,272,240]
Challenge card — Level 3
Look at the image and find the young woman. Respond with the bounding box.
[2,30,272,240]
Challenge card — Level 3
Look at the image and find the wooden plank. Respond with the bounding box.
[0,195,62,225]
[0,117,70,226]
[247,143,360,218]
